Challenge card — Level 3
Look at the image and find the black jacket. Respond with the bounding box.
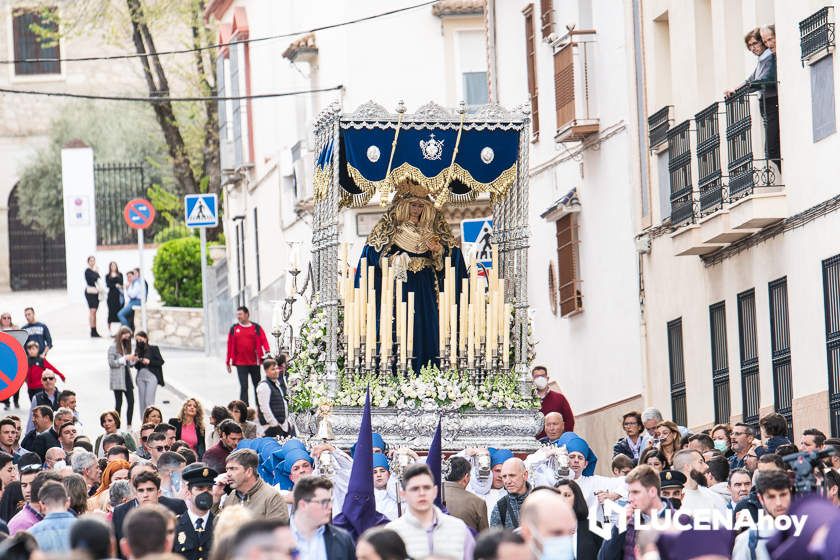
[324,523,355,560]
[169,418,206,459]
[133,344,165,386]
[30,429,59,461]
[173,511,215,560]
[576,519,604,560]
[113,496,187,546]
[32,390,59,410]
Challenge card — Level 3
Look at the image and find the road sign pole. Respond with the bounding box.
[138,228,148,332]
[199,227,210,356]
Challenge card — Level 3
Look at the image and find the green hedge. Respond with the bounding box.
[153,237,203,307]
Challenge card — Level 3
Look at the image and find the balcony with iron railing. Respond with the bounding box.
[650,85,786,256]
[800,6,835,65]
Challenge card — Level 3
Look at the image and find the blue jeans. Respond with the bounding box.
[118,298,141,326]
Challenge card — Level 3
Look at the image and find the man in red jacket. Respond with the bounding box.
[532,365,575,439]
[226,306,270,406]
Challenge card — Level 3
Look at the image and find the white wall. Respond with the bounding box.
[494,0,645,413]
[61,146,97,300]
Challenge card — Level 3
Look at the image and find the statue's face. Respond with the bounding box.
[409,201,425,219]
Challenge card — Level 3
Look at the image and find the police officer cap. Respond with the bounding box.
[182,462,218,487]
[659,469,686,488]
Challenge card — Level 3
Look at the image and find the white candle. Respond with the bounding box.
[407,292,415,366]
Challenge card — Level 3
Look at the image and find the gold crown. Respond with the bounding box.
[394,180,430,198]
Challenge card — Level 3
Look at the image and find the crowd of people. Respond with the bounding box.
[0,297,838,560]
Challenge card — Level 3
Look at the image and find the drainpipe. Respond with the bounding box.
[486,0,499,103]
[631,0,651,406]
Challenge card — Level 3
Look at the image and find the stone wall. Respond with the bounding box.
[146,306,204,350]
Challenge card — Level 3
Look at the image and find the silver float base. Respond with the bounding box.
[293,407,544,452]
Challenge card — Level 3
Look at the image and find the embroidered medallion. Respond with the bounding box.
[420,133,444,160]
[366,145,381,163]
[178,532,186,544]
[480,147,495,164]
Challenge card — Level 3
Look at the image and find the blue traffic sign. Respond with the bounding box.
[185,194,219,228]
[0,332,27,402]
[461,218,494,268]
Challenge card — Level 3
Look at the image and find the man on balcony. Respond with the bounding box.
[725,27,780,172]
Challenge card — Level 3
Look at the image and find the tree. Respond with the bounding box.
[16,101,169,239]
[35,0,221,196]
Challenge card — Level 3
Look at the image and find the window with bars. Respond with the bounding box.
[667,319,688,427]
[523,5,540,138]
[12,7,61,76]
[555,213,582,317]
[540,0,554,38]
[738,289,761,429]
[822,254,840,436]
[709,302,730,424]
[667,120,694,226]
[769,278,793,434]
[695,102,723,214]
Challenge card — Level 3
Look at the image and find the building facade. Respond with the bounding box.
[638,0,840,439]
[493,0,646,462]
[205,0,493,335]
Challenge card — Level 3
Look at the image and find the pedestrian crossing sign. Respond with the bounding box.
[460,217,493,270]
[185,194,218,228]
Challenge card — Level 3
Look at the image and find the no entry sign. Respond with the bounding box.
[123,198,156,230]
[0,332,27,402]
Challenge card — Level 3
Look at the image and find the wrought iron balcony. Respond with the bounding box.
[648,105,672,152]
[667,120,694,226]
[800,7,835,64]
[695,102,723,215]
[724,85,780,203]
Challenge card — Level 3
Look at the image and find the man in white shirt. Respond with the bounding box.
[671,449,728,515]
[525,434,626,520]
[256,359,291,437]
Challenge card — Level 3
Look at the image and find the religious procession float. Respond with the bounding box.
[283,100,543,452]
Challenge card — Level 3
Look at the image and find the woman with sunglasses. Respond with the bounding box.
[0,312,17,330]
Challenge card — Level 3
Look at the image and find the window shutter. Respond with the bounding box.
[13,8,60,75]
[523,5,540,138]
[216,57,227,138]
[540,0,554,38]
[556,214,582,316]
[554,45,575,131]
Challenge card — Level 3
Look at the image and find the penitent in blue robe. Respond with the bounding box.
[354,243,468,373]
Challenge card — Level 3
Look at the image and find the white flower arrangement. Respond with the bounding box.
[288,307,539,413]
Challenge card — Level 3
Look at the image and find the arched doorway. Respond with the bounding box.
[7,184,66,290]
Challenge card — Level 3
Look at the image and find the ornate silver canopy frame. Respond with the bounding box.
[309,100,533,398]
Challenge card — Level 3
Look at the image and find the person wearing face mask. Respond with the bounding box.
[518,489,578,560]
[173,463,217,560]
[531,366,575,440]
[132,331,165,416]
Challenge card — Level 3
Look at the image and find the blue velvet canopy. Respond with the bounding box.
[312,104,525,208]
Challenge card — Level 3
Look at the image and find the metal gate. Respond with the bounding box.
[94,162,149,245]
[8,183,67,290]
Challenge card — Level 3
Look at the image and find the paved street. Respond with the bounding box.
[1,290,239,430]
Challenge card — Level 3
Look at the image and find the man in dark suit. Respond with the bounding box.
[21,406,53,454]
[30,407,72,461]
[290,476,354,560]
[173,463,217,560]
[113,470,186,547]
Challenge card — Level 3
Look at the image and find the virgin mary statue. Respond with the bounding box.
[356,181,467,372]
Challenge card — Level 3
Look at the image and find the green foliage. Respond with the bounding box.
[152,236,204,307]
[154,224,193,243]
[15,101,170,239]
